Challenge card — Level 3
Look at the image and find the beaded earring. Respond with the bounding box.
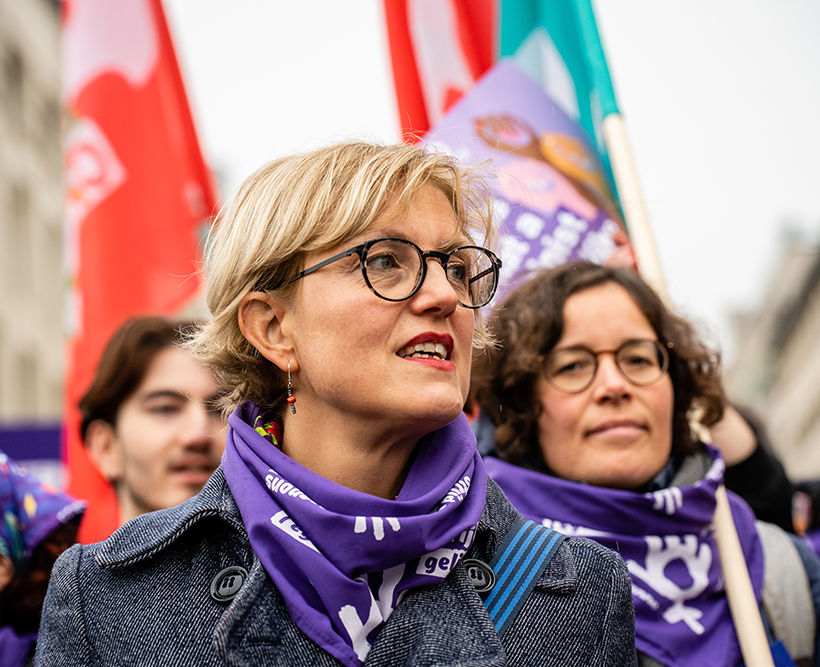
[287,362,296,414]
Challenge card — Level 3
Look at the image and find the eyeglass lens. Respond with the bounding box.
[545,340,668,393]
[362,239,497,308]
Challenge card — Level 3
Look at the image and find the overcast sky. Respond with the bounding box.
[163,0,820,362]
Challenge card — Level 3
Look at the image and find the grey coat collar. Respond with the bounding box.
[95,466,245,568]
[209,545,509,666]
[93,467,578,666]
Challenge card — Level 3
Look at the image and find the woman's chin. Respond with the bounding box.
[572,455,662,491]
[570,437,670,491]
[401,398,465,434]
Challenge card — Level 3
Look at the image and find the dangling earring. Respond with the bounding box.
[286,362,296,414]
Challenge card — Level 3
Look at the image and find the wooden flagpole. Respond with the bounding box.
[601,112,775,667]
[601,116,666,296]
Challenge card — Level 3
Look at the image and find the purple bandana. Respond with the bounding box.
[485,446,764,667]
[223,402,487,667]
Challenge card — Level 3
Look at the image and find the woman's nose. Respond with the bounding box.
[592,355,631,399]
[413,259,459,314]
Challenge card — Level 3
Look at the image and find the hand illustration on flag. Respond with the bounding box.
[423,60,632,301]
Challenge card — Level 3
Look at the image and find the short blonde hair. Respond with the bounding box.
[188,141,496,415]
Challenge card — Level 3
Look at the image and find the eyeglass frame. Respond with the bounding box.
[540,338,671,394]
[284,237,502,309]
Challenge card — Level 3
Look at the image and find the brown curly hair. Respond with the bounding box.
[470,262,726,468]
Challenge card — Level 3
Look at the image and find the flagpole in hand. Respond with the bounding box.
[576,1,774,663]
[604,112,777,667]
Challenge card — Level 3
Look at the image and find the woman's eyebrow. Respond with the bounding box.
[366,227,467,251]
[138,389,188,403]
[365,227,407,241]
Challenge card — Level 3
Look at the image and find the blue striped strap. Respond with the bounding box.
[484,518,566,638]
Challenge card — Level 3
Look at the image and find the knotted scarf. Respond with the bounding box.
[485,445,764,667]
[223,402,487,667]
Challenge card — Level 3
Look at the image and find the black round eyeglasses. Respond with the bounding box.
[286,237,502,309]
[542,339,670,394]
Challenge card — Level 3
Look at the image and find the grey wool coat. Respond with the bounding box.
[35,470,637,667]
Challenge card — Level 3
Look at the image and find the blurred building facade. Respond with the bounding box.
[0,0,63,423]
[726,236,820,481]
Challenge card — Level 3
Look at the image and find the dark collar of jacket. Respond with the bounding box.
[91,467,580,666]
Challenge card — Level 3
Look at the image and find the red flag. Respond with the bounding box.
[383,0,495,141]
[61,0,216,543]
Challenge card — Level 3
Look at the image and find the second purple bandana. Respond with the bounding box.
[485,445,764,667]
[223,402,487,667]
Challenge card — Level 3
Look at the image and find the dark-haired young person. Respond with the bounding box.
[81,316,226,527]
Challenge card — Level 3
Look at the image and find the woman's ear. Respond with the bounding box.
[85,419,124,485]
[0,555,13,592]
[239,291,296,370]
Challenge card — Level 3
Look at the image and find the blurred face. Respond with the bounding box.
[110,346,226,522]
[536,283,674,490]
[281,183,476,440]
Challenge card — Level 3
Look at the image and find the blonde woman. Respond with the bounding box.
[38,143,635,666]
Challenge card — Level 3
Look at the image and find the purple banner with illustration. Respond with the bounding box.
[423,59,634,301]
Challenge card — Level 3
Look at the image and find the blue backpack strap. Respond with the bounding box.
[483,517,566,638]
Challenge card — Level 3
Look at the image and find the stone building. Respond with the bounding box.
[726,236,820,481]
[0,0,63,423]
[0,0,62,485]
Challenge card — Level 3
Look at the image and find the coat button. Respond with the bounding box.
[210,566,248,602]
[463,558,495,593]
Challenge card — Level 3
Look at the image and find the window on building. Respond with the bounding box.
[8,184,33,299]
[4,48,24,130]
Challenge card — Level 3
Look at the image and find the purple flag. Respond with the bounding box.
[423,59,634,302]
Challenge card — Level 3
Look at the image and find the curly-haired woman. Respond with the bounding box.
[471,261,820,667]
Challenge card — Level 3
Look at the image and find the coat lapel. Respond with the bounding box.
[213,554,505,667]
[132,472,562,666]
[213,558,340,666]
[365,561,506,666]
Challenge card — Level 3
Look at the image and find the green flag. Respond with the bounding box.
[500,0,619,156]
